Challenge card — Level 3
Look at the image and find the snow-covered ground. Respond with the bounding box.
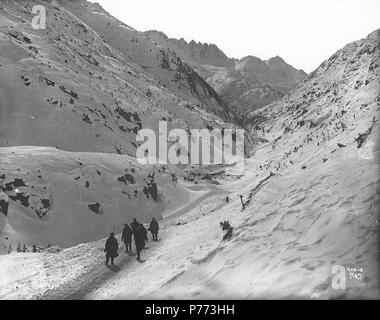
[0,171,227,299]
[0,132,378,299]
[0,146,192,249]
[0,0,378,301]
[87,136,379,300]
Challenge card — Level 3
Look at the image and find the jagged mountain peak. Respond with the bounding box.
[144,30,232,68]
[143,30,307,114]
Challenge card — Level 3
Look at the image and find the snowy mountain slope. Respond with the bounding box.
[205,66,284,114]
[204,55,307,114]
[0,0,232,153]
[1,131,378,299]
[58,0,231,119]
[0,177,223,299]
[87,30,379,299]
[138,144,379,299]
[0,146,192,249]
[143,30,307,114]
[236,55,307,94]
[246,29,380,157]
[146,29,380,299]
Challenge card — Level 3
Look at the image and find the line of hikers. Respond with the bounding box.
[104,217,160,265]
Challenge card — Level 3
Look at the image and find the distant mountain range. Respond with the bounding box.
[144,30,307,114]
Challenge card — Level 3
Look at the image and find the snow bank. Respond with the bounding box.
[0,147,189,249]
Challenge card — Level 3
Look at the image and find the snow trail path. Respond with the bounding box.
[41,184,227,300]
[165,185,223,221]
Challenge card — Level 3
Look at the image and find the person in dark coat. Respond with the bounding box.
[131,218,139,233]
[149,218,159,241]
[141,224,148,249]
[104,232,118,265]
[134,225,145,261]
[121,224,133,252]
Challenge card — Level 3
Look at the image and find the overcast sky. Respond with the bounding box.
[88,0,380,73]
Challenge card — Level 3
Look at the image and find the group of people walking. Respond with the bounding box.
[104,217,160,264]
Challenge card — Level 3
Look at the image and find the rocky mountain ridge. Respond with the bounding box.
[144,29,307,114]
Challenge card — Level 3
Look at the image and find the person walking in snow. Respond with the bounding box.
[104,232,119,265]
[149,218,159,241]
[131,218,139,233]
[141,224,149,248]
[121,223,133,252]
[134,224,145,261]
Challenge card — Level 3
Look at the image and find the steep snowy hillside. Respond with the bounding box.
[246,29,380,156]
[0,0,232,153]
[149,29,380,299]
[92,30,378,299]
[205,66,284,114]
[144,30,307,114]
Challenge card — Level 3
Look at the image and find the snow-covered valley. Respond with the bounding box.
[1,130,378,299]
[0,0,379,300]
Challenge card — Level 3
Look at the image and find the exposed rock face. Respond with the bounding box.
[266,56,307,85]
[145,30,232,68]
[237,55,307,94]
[205,67,284,114]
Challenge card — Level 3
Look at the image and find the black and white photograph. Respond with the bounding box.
[0,0,379,303]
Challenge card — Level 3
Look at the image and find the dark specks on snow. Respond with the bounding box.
[1,178,27,191]
[59,85,79,99]
[42,77,56,87]
[88,202,102,214]
[82,113,91,124]
[21,76,31,86]
[9,192,30,208]
[8,30,31,44]
[117,173,135,185]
